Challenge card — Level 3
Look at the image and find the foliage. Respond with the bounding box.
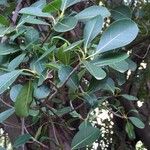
[0,0,149,149]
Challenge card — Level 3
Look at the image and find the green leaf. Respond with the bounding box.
[14,134,32,148]
[58,65,79,90]
[125,121,135,139]
[71,122,101,149]
[0,70,22,94]
[111,5,132,20]
[83,61,106,80]
[23,16,49,25]
[15,81,33,117]
[84,15,103,50]
[34,85,51,99]
[75,6,110,21]
[36,46,55,62]
[61,0,81,12]
[10,84,23,102]
[43,0,62,13]
[93,52,129,67]
[129,117,145,129]
[109,60,129,73]
[0,15,9,26]
[0,44,20,55]
[64,40,84,52]
[95,19,139,55]
[19,7,51,18]
[54,17,77,32]
[121,94,138,101]
[0,108,15,123]
[8,53,26,71]
[31,0,46,9]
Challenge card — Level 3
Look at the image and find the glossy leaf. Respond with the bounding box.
[14,134,32,148]
[0,108,15,123]
[8,53,26,71]
[58,66,79,90]
[95,19,139,55]
[84,15,103,49]
[0,70,22,94]
[15,81,33,117]
[75,6,110,21]
[71,122,101,149]
[19,7,51,18]
[43,0,61,13]
[83,61,106,80]
[121,94,138,101]
[109,60,129,73]
[111,5,132,20]
[93,52,129,67]
[129,117,145,129]
[54,17,77,32]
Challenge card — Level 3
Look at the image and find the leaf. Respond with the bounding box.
[93,52,129,67]
[15,81,33,117]
[84,15,103,50]
[83,61,106,80]
[10,84,23,102]
[95,19,139,55]
[0,15,9,26]
[14,134,32,148]
[19,7,51,18]
[0,44,20,55]
[129,117,145,129]
[64,40,84,52]
[54,17,77,32]
[43,0,62,13]
[61,0,81,12]
[75,6,110,21]
[109,60,129,73]
[34,85,51,99]
[0,108,15,123]
[58,65,79,90]
[125,121,135,139]
[111,5,132,20]
[121,94,138,101]
[8,53,26,71]
[36,46,55,62]
[23,16,49,25]
[71,122,101,149]
[0,70,22,94]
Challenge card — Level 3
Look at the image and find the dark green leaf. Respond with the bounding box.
[54,17,77,32]
[15,81,33,117]
[71,121,101,149]
[129,117,145,129]
[14,134,32,148]
[83,61,106,80]
[0,15,9,26]
[95,19,139,55]
[121,94,138,101]
[125,121,135,139]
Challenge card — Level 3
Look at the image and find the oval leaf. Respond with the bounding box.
[129,117,145,129]
[15,81,33,117]
[121,94,138,101]
[95,19,139,55]
[83,61,106,80]
[54,17,77,32]
[84,15,103,50]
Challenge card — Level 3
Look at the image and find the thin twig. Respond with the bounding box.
[0,98,13,108]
